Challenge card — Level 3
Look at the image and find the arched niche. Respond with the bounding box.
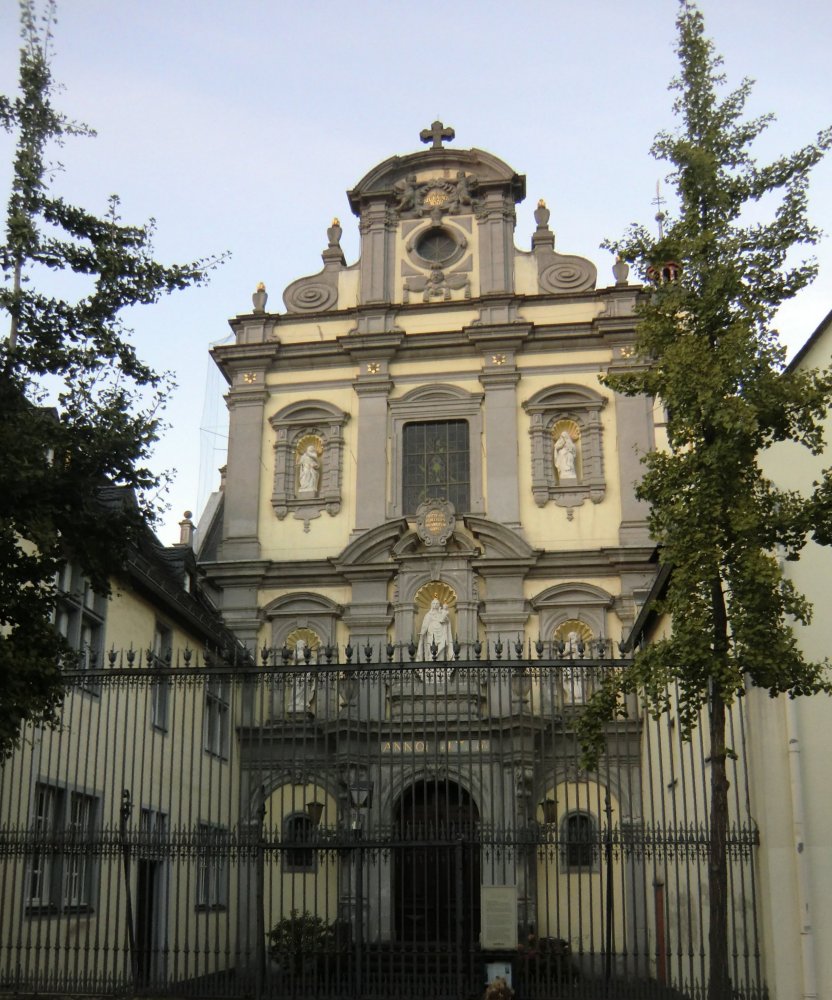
[522,383,607,515]
[262,592,343,649]
[269,399,349,528]
[530,582,615,644]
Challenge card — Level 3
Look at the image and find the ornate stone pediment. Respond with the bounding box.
[392,172,481,219]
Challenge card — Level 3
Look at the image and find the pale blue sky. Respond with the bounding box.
[1,0,830,543]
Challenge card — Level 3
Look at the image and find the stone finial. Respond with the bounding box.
[419,120,455,150]
[532,198,555,252]
[219,465,227,491]
[323,218,346,268]
[327,218,343,248]
[252,282,268,313]
[612,256,630,285]
[177,510,195,548]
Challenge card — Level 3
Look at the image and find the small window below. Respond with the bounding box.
[283,812,315,872]
[196,823,227,910]
[561,811,597,871]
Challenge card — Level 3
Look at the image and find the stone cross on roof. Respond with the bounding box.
[420,120,455,150]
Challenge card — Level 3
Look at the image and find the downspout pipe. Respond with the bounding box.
[785,697,818,1000]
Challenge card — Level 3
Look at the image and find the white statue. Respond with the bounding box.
[289,638,315,715]
[554,430,577,481]
[297,444,320,495]
[416,598,453,660]
[562,630,585,703]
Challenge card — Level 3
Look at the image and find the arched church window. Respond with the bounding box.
[402,420,470,515]
[283,812,315,872]
[388,384,484,519]
[561,810,597,871]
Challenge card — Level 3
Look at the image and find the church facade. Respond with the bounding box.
[193,126,763,994]
[200,121,656,670]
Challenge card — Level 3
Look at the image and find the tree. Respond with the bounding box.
[0,1,222,754]
[579,4,832,998]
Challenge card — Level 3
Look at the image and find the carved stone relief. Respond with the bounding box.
[282,220,347,313]
[392,172,481,220]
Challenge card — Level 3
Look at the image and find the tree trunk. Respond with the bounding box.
[708,688,731,1000]
[708,579,731,1000]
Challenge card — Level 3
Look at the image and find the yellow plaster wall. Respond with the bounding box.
[534,781,624,960]
[264,784,339,928]
[752,336,832,999]
[513,250,540,296]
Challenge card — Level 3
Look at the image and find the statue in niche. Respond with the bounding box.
[297,444,320,496]
[562,630,585,704]
[289,638,315,716]
[416,598,453,660]
[554,430,578,481]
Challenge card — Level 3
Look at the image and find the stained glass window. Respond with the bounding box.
[402,420,469,515]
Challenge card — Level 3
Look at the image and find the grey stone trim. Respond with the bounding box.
[221,382,269,561]
[465,318,531,349]
[464,516,536,561]
[352,377,393,532]
[357,198,397,305]
[522,383,607,513]
[477,191,517,295]
[269,400,349,527]
[610,392,654,546]
[477,363,522,526]
[530,582,616,641]
[387,383,485,518]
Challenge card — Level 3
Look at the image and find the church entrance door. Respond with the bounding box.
[393,779,481,945]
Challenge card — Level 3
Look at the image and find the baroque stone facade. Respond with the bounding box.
[199,125,656,651]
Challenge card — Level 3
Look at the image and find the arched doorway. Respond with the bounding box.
[394,779,481,944]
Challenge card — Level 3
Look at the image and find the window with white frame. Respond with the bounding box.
[196,823,227,910]
[150,623,172,731]
[55,563,107,686]
[203,676,230,758]
[28,783,99,913]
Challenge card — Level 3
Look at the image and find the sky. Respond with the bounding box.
[1,0,831,545]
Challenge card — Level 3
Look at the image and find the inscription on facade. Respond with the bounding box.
[380,739,490,754]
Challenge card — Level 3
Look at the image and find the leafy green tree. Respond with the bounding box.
[0,1,222,754]
[580,4,832,997]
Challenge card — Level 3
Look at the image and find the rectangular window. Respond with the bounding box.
[402,419,470,515]
[64,793,96,909]
[203,677,230,759]
[150,623,172,731]
[28,784,62,909]
[28,783,98,913]
[196,823,227,910]
[55,563,106,690]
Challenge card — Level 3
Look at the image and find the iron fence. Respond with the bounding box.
[0,646,765,999]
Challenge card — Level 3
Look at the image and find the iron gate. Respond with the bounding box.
[0,646,765,999]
